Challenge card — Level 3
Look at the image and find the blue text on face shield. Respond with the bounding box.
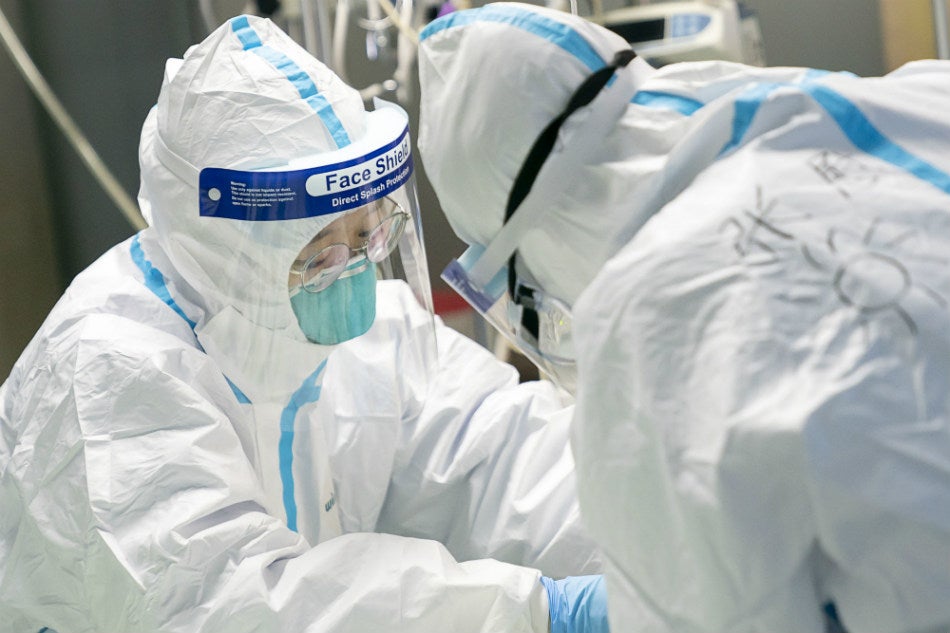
[199,128,413,221]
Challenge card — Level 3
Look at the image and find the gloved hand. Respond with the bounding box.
[540,575,610,633]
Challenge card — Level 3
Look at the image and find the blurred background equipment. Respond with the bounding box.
[599,1,766,66]
[0,0,946,380]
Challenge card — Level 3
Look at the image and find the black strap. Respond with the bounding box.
[504,49,637,224]
[503,49,637,339]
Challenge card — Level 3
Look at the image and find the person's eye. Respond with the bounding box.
[294,249,324,270]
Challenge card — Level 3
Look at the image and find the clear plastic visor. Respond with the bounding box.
[442,245,576,394]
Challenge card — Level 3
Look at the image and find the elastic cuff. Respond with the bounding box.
[532,575,553,633]
[540,576,563,633]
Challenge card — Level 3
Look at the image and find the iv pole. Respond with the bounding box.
[933,0,950,59]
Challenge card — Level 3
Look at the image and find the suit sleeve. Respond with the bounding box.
[0,313,550,633]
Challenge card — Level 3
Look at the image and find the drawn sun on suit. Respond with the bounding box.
[720,180,948,343]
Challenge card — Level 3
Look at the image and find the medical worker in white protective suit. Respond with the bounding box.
[418,3,950,633]
[0,15,610,633]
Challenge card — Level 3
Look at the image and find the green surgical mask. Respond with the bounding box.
[290,260,377,345]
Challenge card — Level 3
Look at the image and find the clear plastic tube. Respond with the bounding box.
[0,6,146,230]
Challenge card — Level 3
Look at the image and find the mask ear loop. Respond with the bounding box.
[503,49,638,340]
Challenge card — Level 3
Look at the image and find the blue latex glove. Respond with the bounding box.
[540,575,610,633]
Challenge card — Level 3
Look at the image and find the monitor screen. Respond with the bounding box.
[606,18,666,44]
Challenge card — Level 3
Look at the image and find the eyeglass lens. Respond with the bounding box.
[300,200,408,293]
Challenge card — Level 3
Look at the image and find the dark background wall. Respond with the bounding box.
[742,0,884,76]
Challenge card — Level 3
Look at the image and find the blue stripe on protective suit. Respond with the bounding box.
[131,234,198,330]
[715,73,950,196]
[130,234,251,405]
[806,84,950,196]
[420,4,606,72]
[719,81,782,156]
[633,90,705,116]
[279,359,327,532]
[720,70,861,155]
[225,377,251,404]
[230,16,351,149]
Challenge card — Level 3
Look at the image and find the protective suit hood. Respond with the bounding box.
[418,2,660,307]
[138,14,367,337]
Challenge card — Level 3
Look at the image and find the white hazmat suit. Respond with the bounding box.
[418,3,950,633]
[0,15,601,633]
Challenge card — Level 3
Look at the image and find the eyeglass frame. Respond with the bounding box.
[290,196,410,294]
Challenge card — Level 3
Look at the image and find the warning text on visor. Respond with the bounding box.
[198,127,413,222]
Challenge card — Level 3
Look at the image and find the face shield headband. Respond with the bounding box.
[442,48,645,393]
[151,101,414,224]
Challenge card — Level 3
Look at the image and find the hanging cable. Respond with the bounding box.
[300,0,334,66]
[375,0,418,45]
[0,6,146,231]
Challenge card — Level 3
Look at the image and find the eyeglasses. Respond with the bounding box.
[291,197,409,293]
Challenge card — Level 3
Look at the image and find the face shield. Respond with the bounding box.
[151,98,435,399]
[444,245,578,393]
